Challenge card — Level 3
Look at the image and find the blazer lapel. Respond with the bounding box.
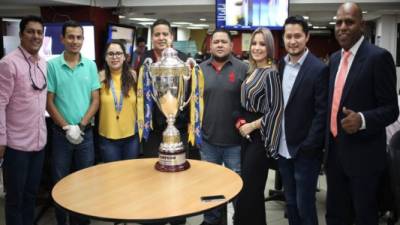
[328,50,340,109]
[278,59,285,81]
[286,54,310,105]
[340,41,367,106]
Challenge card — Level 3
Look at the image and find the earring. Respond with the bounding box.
[267,58,272,66]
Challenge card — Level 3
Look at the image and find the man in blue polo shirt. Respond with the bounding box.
[46,20,100,225]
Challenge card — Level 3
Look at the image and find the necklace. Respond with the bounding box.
[110,79,123,120]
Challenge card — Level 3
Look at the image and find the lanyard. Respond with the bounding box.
[110,79,123,120]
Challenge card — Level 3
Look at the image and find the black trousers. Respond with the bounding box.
[234,132,270,225]
[325,145,381,225]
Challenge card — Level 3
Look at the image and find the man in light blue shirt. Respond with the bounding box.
[277,16,328,225]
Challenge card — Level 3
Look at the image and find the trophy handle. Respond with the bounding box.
[179,58,196,110]
[143,58,154,79]
[143,57,161,109]
[184,58,196,80]
[180,75,192,110]
[143,57,153,68]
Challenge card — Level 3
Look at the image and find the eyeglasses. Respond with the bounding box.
[106,52,124,58]
[18,47,47,91]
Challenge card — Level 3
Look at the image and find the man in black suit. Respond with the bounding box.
[325,3,399,225]
[137,19,189,161]
[137,18,188,225]
[277,16,328,225]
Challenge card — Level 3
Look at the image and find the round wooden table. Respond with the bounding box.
[52,158,243,223]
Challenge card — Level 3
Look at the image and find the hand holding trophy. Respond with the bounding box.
[137,46,204,172]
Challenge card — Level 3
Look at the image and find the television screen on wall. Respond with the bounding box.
[40,22,96,61]
[106,23,135,57]
[216,0,289,30]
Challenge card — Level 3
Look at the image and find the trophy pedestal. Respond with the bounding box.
[155,148,191,172]
[154,117,191,172]
[155,159,190,172]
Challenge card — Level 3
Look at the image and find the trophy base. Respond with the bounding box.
[155,116,190,172]
[155,160,190,172]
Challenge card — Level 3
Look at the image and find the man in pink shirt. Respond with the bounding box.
[0,15,47,225]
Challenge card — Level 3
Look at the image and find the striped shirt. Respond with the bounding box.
[241,67,283,158]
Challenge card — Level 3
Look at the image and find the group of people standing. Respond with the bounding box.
[0,2,399,225]
[0,17,140,225]
[232,2,398,225]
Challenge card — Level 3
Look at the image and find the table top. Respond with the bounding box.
[52,158,243,222]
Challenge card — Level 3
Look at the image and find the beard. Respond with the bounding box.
[288,48,306,58]
[212,54,230,62]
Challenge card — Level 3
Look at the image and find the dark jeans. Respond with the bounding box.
[99,135,140,163]
[3,147,45,225]
[200,140,241,224]
[278,155,321,225]
[51,125,94,225]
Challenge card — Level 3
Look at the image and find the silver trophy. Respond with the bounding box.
[144,47,194,172]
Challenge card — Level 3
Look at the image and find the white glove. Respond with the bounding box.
[63,125,84,145]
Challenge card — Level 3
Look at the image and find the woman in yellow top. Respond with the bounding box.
[98,40,139,162]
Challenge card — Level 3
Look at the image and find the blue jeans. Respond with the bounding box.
[200,140,241,224]
[51,125,95,225]
[98,135,140,163]
[278,155,321,225]
[3,147,44,225]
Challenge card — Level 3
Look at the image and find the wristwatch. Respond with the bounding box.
[79,123,86,131]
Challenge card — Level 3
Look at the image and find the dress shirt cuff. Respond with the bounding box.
[0,135,6,146]
[358,112,366,130]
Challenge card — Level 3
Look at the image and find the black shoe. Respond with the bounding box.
[199,221,221,225]
[169,218,187,225]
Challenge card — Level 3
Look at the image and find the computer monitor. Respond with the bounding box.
[216,0,289,30]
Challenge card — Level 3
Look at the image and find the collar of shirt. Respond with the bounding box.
[19,46,46,70]
[60,51,84,68]
[207,54,234,65]
[19,46,40,63]
[342,35,364,58]
[151,49,159,62]
[207,55,233,72]
[284,48,309,66]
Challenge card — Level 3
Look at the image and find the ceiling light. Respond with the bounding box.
[333,16,337,20]
[303,16,309,20]
[362,11,368,14]
[189,24,209,27]
[2,18,21,22]
[129,18,156,22]
[313,26,327,29]
[172,22,192,25]
[308,22,313,27]
[119,15,126,19]
[138,22,154,26]
[329,21,336,25]
[200,18,207,21]
[187,26,205,30]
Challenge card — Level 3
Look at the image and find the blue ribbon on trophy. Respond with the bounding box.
[194,65,202,146]
[142,59,154,140]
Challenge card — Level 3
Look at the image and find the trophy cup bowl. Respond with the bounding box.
[148,47,191,172]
